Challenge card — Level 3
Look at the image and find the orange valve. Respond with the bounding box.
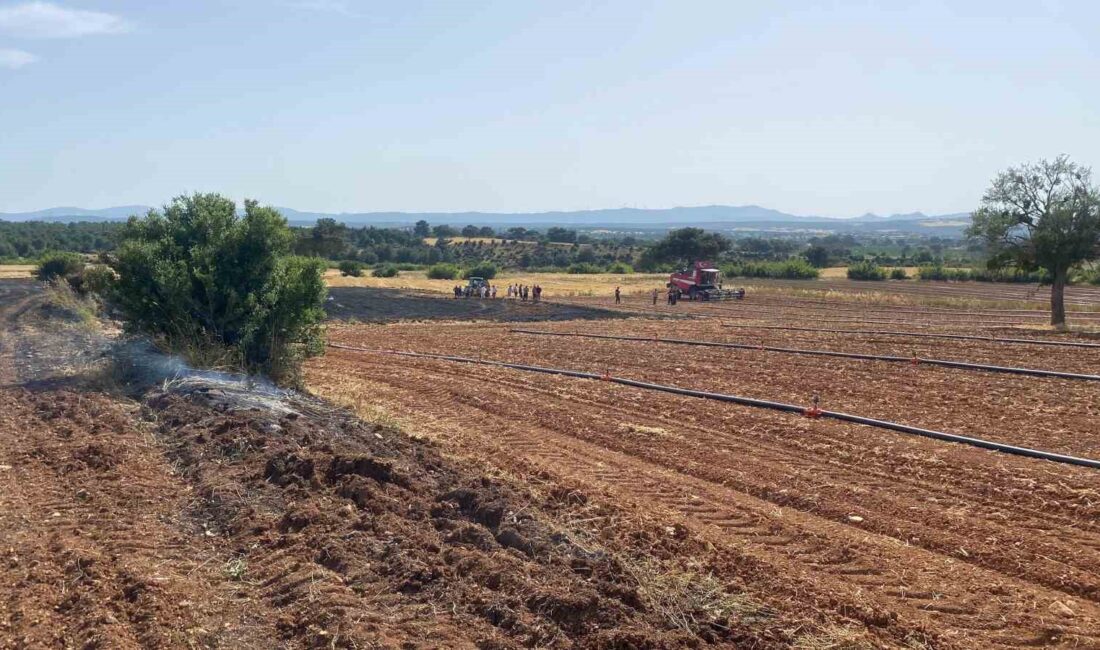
[804,394,823,418]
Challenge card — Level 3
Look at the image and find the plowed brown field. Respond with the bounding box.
[309,290,1100,649]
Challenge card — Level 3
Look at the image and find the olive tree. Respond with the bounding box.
[111,193,327,381]
[968,156,1100,328]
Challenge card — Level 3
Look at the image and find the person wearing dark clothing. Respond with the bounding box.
[652,288,658,305]
[614,287,621,304]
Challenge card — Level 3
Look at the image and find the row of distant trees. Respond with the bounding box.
[16,156,1100,346]
[412,220,582,244]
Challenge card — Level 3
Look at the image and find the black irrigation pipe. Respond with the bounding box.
[328,343,1100,470]
[748,295,1100,319]
[737,299,1100,322]
[509,329,1100,382]
[720,323,1100,350]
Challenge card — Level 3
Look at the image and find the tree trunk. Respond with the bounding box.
[1051,266,1068,330]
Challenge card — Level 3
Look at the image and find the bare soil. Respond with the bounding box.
[1,279,807,648]
[310,290,1100,649]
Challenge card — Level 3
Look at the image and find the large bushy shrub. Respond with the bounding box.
[916,265,1049,283]
[889,267,908,280]
[36,251,84,281]
[338,260,363,277]
[71,264,116,296]
[427,263,459,279]
[607,261,634,274]
[567,262,602,274]
[372,264,399,277]
[110,193,327,382]
[847,261,886,280]
[463,262,498,280]
[723,259,819,280]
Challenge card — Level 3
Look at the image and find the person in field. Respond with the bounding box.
[614,286,621,304]
[652,288,658,305]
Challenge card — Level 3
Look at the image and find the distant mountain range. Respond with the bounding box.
[0,204,972,234]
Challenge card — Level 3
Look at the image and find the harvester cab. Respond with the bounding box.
[668,261,740,301]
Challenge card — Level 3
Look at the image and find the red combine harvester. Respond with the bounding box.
[668,261,742,301]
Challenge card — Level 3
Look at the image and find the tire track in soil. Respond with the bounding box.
[0,389,279,649]
[387,358,1100,597]
[353,320,1100,460]
[315,354,1100,603]
[309,353,1100,649]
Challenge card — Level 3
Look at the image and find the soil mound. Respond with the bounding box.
[140,381,778,648]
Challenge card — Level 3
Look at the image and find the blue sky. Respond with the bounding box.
[1,1,1098,216]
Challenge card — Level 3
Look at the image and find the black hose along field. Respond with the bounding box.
[308,279,1100,649]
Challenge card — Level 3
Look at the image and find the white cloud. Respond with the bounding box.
[0,2,130,38]
[0,46,35,67]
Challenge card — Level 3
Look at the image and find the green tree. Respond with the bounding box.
[111,193,327,381]
[804,245,830,268]
[546,227,577,243]
[639,228,731,269]
[968,156,1100,328]
[413,220,431,238]
[296,217,348,259]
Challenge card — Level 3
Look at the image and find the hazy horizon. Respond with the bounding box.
[2,1,1098,217]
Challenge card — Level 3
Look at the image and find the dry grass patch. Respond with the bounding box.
[620,556,768,638]
[619,422,672,438]
[0,264,35,279]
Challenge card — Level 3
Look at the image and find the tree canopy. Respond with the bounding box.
[638,228,731,270]
[968,155,1100,327]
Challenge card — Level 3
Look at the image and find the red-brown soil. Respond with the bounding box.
[2,280,816,649]
[312,299,1100,648]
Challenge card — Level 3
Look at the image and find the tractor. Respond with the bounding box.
[668,261,742,301]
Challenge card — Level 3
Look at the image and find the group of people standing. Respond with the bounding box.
[451,282,545,302]
[453,284,496,299]
[507,284,542,302]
